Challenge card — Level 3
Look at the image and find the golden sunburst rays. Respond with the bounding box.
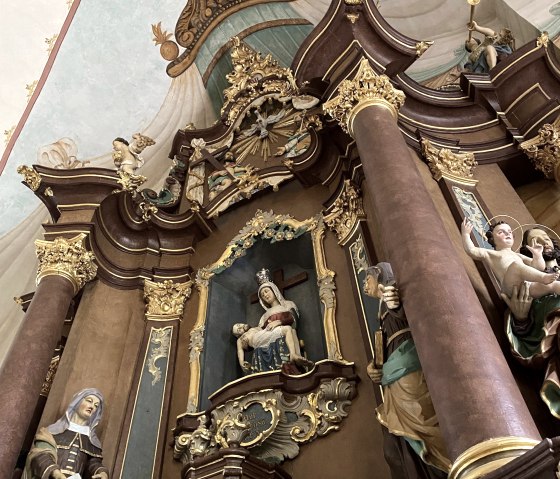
[232,106,298,164]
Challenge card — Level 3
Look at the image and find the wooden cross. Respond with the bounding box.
[250,268,308,304]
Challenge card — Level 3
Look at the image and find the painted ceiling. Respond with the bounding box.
[0,0,558,364]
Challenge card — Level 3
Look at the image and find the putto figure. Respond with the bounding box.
[112,133,155,175]
[464,21,514,73]
[503,226,560,417]
[24,388,109,479]
[462,218,560,297]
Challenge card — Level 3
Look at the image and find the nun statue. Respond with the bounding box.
[24,388,109,479]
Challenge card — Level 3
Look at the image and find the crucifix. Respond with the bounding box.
[250,268,308,304]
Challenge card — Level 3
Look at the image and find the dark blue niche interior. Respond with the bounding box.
[198,233,327,410]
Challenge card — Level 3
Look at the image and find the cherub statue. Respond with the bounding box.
[112,133,155,175]
[464,21,514,73]
[24,388,109,479]
[462,218,560,297]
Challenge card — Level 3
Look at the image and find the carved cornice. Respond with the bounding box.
[323,58,405,137]
[17,165,42,191]
[421,139,478,186]
[519,117,560,182]
[144,278,193,320]
[221,37,298,126]
[323,179,366,245]
[35,234,97,295]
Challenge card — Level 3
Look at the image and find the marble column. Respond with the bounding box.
[0,234,96,478]
[324,59,541,478]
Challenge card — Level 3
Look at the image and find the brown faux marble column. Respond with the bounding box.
[325,59,540,478]
[0,234,96,478]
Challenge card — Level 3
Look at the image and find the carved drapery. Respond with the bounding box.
[519,117,560,183]
[421,139,478,186]
[323,58,405,136]
[35,234,97,295]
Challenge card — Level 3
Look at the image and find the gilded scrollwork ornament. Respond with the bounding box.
[189,327,204,364]
[35,233,97,295]
[17,165,42,191]
[537,31,549,49]
[147,327,172,385]
[221,37,298,125]
[349,234,369,274]
[323,58,405,136]
[174,378,356,465]
[323,179,366,244]
[416,40,434,57]
[144,278,192,319]
[40,355,61,397]
[116,170,147,195]
[421,139,478,185]
[519,118,560,182]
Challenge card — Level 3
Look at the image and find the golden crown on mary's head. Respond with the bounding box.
[256,268,271,285]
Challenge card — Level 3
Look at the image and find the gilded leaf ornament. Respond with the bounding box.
[421,139,478,185]
[323,58,405,136]
[17,165,42,191]
[174,379,356,465]
[221,37,298,125]
[323,180,366,245]
[147,327,172,385]
[144,278,193,319]
[537,31,549,49]
[519,118,560,182]
[35,234,97,295]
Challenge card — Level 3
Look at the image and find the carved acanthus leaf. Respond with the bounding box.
[421,139,478,185]
[17,165,42,191]
[221,38,299,125]
[519,118,560,182]
[35,234,97,294]
[323,180,366,244]
[323,58,405,135]
[144,279,192,318]
[174,379,356,465]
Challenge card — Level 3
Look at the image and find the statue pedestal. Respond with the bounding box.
[174,360,357,467]
[182,447,291,479]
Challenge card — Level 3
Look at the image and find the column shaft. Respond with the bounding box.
[353,105,540,459]
[0,275,74,477]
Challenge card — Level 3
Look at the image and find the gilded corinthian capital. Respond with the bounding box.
[35,234,97,295]
[519,118,560,182]
[323,58,405,137]
[421,139,478,185]
[144,279,192,320]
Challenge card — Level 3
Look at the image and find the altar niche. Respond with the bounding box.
[199,234,325,410]
[185,211,343,413]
